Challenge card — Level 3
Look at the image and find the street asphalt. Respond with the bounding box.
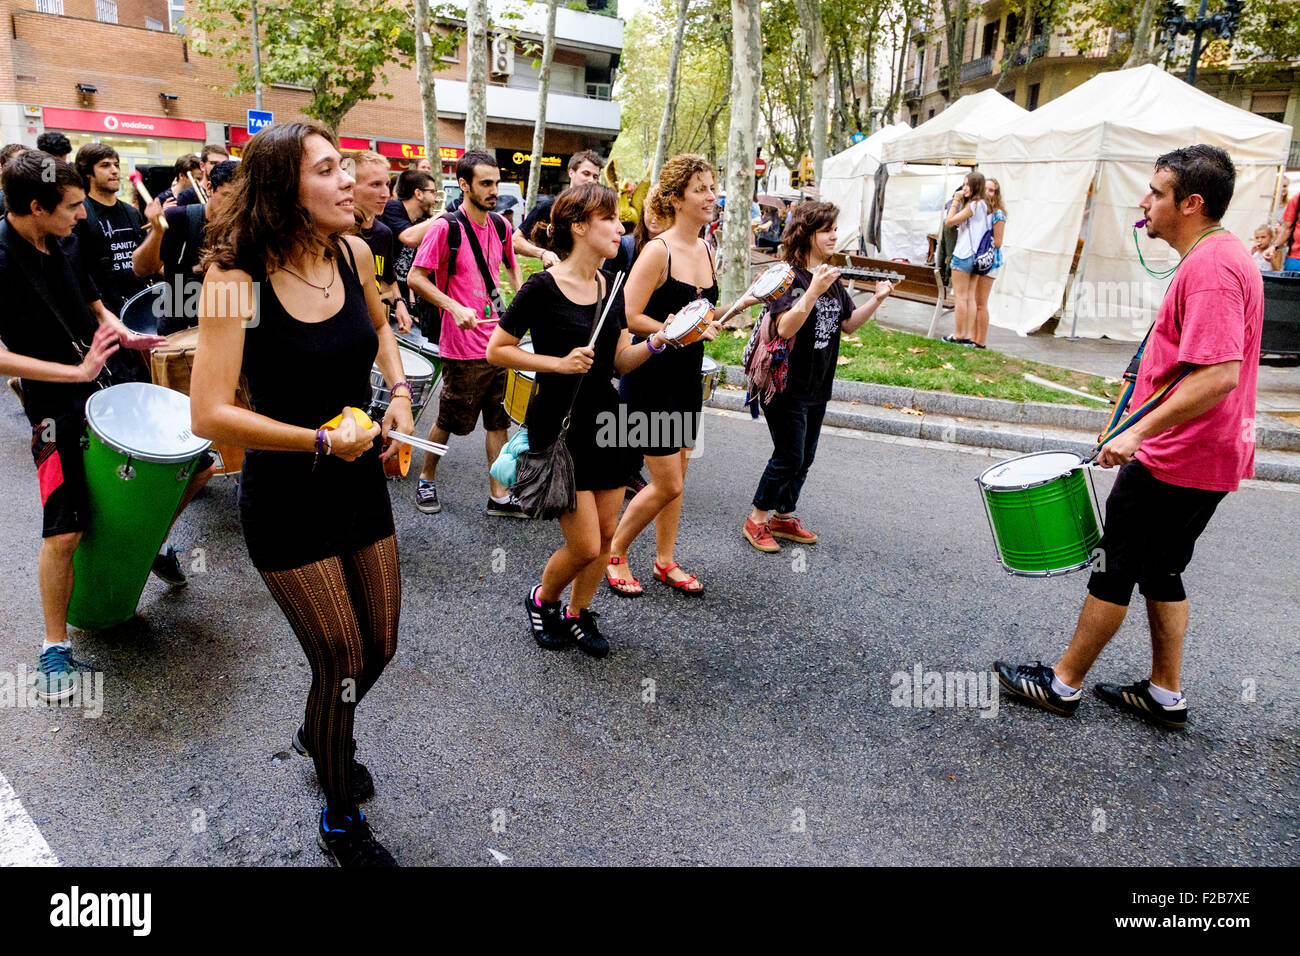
[0,398,1296,866]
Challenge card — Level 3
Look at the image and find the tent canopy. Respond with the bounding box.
[976,64,1293,339]
[820,122,911,252]
[880,89,1028,165]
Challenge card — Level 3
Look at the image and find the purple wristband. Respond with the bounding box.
[645,334,666,354]
[390,381,413,400]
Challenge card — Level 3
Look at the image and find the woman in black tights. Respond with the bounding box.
[190,122,414,868]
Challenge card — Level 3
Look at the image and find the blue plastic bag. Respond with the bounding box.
[490,428,530,488]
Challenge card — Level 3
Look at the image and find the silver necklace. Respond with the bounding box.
[280,258,335,298]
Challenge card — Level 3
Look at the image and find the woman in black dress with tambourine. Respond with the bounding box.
[605,154,721,598]
[488,184,664,657]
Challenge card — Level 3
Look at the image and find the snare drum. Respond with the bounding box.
[976,451,1102,577]
[395,328,442,383]
[119,282,169,335]
[751,263,795,303]
[68,383,211,630]
[662,299,714,347]
[700,355,719,405]
[503,340,538,427]
[370,348,437,418]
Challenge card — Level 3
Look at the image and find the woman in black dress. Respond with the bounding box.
[605,154,720,597]
[190,122,414,867]
[487,184,664,657]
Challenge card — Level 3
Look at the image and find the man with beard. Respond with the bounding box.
[407,151,525,517]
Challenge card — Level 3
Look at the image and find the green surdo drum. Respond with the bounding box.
[67,383,211,630]
[976,451,1102,578]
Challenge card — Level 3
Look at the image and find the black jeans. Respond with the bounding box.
[752,393,827,515]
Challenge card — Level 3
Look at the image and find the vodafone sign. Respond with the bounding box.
[42,107,206,141]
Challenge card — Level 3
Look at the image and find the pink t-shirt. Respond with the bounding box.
[1282,191,1300,260]
[1133,230,1262,492]
[412,212,516,360]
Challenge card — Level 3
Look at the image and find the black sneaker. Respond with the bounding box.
[1094,678,1188,729]
[525,585,570,650]
[566,608,610,658]
[415,479,441,514]
[487,497,529,518]
[993,660,1081,716]
[293,726,375,802]
[151,546,188,587]
[317,808,397,868]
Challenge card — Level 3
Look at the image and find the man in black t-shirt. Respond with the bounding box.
[380,169,442,337]
[174,144,229,206]
[0,153,205,703]
[72,143,150,315]
[348,150,412,331]
[132,160,237,334]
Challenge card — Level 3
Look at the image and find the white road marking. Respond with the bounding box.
[0,769,60,866]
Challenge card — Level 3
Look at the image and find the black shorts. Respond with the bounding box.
[436,358,511,436]
[31,414,90,538]
[1087,460,1227,606]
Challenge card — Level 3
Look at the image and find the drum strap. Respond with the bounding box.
[1095,323,1192,454]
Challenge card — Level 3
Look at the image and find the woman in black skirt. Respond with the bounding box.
[605,154,720,597]
[190,122,413,867]
[487,184,664,657]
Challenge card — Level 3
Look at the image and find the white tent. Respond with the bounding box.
[880,89,1029,166]
[977,64,1293,340]
[820,122,911,253]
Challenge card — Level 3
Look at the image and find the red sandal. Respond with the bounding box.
[604,556,643,597]
[654,560,704,596]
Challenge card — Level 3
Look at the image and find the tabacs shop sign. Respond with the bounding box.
[377,142,464,162]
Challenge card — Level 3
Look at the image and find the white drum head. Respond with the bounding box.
[396,329,440,357]
[980,451,1083,488]
[85,382,211,463]
[664,299,712,339]
[516,339,537,380]
[700,355,719,373]
[396,348,435,379]
[751,263,793,299]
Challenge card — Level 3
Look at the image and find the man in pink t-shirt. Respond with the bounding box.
[995,145,1261,730]
[407,151,524,518]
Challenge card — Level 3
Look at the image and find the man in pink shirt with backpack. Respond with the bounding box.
[995,145,1262,730]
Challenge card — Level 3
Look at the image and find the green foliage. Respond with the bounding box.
[191,0,464,133]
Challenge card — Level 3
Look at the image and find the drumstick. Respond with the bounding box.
[185,172,208,205]
[127,171,167,231]
[586,270,625,347]
[386,430,448,457]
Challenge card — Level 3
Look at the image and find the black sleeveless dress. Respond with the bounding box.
[237,242,394,572]
[617,238,718,457]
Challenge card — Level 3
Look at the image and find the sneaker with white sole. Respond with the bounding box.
[1094,678,1187,729]
[32,645,79,703]
[993,660,1082,717]
[415,479,441,514]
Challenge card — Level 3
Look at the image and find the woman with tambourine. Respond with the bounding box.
[602,154,721,598]
[487,184,663,656]
[742,200,894,553]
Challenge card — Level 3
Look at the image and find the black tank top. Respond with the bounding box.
[241,240,377,430]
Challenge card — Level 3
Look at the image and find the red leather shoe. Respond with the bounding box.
[768,514,817,543]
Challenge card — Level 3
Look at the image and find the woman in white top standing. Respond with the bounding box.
[970,176,1007,349]
[942,170,988,346]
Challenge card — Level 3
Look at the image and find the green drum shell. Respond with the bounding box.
[979,459,1101,577]
[67,387,210,630]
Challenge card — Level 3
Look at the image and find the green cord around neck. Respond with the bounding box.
[1132,225,1224,280]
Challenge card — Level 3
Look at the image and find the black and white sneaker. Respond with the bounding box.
[487,497,529,518]
[993,660,1081,716]
[151,546,188,587]
[415,479,441,514]
[317,808,397,868]
[566,608,610,658]
[292,725,375,802]
[1094,678,1188,730]
[525,585,570,650]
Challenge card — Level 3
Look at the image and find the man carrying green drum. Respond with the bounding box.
[994,145,1263,730]
[0,151,210,703]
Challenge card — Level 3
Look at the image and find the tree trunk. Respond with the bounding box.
[653,0,691,183]
[414,0,441,172]
[1124,0,1160,68]
[939,0,968,103]
[465,0,489,151]
[794,0,828,184]
[721,0,761,308]
[526,0,559,214]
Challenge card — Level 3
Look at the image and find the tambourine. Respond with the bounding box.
[661,298,715,347]
[751,263,796,302]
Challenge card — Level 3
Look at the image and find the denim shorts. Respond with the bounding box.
[951,254,975,273]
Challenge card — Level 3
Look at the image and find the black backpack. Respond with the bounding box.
[441,209,509,290]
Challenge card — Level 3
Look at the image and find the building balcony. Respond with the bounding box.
[904,84,922,103]
[488,0,623,53]
[434,78,620,133]
[1010,35,1049,67]
[962,55,994,81]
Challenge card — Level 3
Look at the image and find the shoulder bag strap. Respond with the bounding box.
[455,208,503,319]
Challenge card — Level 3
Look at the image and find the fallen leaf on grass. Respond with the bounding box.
[906,346,927,354]
[842,335,862,345]
[731,329,747,338]
[835,356,852,366]
[941,362,955,370]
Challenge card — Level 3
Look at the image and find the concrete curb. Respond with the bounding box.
[719,365,1300,454]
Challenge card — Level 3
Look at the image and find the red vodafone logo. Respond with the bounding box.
[103,115,119,131]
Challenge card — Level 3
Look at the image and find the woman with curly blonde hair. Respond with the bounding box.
[604,154,720,597]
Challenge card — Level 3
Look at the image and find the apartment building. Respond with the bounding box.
[0,0,623,191]
[900,1,1298,164]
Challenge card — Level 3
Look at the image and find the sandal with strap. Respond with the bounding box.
[654,560,704,596]
[604,556,643,597]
